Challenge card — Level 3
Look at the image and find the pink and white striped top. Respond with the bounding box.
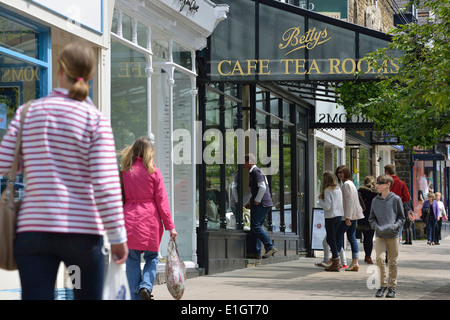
[0,89,127,244]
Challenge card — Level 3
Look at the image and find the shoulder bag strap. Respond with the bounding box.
[7,100,33,182]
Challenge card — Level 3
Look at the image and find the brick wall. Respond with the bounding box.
[348,0,394,33]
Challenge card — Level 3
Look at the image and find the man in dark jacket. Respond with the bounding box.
[243,154,278,259]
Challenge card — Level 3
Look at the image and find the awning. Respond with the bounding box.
[204,0,398,84]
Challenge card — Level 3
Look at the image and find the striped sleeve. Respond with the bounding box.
[89,114,127,244]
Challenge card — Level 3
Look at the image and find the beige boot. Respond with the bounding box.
[324,258,340,272]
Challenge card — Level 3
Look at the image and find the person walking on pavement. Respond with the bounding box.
[435,192,447,245]
[422,192,439,245]
[0,41,128,300]
[318,171,344,271]
[335,165,364,271]
[402,200,414,245]
[243,154,278,259]
[357,175,379,264]
[384,164,411,204]
[369,174,405,298]
[384,164,411,243]
[119,136,177,300]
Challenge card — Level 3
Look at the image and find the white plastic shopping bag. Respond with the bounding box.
[165,239,186,300]
[103,260,131,300]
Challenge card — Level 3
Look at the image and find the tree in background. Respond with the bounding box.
[336,0,449,149]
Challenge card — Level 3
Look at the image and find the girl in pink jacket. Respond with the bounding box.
[120,136,177,300]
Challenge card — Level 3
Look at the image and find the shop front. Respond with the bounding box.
[0,0,113,197]
[411,147,448,223]
[197,0,396,274]
[109,0,228,267]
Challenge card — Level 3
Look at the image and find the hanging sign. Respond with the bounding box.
[208,0,399,82]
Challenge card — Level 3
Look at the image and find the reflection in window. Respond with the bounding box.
[110,40,148,153]
[205,89,221,229]
[0,15,39,59]
[173,41,192,70]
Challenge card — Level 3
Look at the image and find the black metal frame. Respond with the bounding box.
[195,0,397,274]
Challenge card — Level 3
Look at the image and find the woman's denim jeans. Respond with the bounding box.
[325,216,342,259]
[336,220,359,259]
[126,249,158,300]
[426,218,437,243]
[14,232,105,300]
[250,204,274,256]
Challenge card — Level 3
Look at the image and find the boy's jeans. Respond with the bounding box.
[375,237,399,289]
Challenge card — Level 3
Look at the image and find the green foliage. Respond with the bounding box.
[336,0,450,149]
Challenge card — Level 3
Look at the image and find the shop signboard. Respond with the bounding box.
[30,0,103,34]
[208,0,399,82]
[311,208,326,250]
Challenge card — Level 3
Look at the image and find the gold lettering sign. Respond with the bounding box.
[0,67,40,82]
[279,27,332,56]
[217,58,399,76]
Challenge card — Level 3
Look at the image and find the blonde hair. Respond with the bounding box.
[428,192,435,200]
[320,170,338,198]
[364,175,376,188]
[57,41,96,101]
[119,136,155,174]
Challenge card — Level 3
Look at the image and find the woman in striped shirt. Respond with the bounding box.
[0,42,128,300]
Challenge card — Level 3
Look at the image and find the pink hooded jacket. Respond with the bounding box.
[122,158,175,252]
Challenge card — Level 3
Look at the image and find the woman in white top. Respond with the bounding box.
[435,192,447,245]
[335,165,364,271]
[318,171,344,271]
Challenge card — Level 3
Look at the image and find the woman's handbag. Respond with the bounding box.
[0,101,32,271]
[165,239,186,300]
[421,207,430,222]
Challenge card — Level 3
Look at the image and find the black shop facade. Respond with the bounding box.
[195,0,395,275]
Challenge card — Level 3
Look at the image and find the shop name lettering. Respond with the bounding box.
[217,57,399,76]
[318,113,370,123]
[217,26,399,76]
[279,26,332,55]
[1,67,40,82]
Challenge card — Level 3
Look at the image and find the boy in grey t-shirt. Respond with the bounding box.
[369,174,405,298]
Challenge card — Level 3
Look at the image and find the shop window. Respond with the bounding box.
[110,40,148,152]
[0,15,39,59]
[152,39,169,62]
[121,14,133,42]
[359,147,370,186]
[205,89,222,229]
[111,9,118,34]
[0,11,49,197]
[137,22,148,49]
[173,70,196,234]
[173,41,192,71]
[316,140,325,203]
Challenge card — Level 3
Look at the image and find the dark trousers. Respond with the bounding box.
[14,232,105,300]
[361,229,375,257]
[325,216,341,259]
[250,204,273,255]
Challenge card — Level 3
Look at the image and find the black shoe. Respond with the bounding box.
[139,288,154,300]
[386,289,396,298]
[246,253,262,259]
[375,287,387,298]
[262,246,278,259]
